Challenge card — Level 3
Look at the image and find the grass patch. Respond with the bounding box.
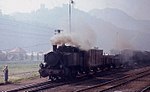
[0,60,42,83]
[9,72,40,83]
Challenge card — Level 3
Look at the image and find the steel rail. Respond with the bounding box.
[75,68,150,92]
[5,81,52,92]
[140,85,150,92]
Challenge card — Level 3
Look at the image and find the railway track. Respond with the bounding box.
[4,76,93,92]
[75,68,150,92]
[4,80,52,92]
[43,68,141,92]
[3,68,127,92]
[140,85,150,92]
[24,81,72,92]
[4,67,149,92]
[5,79,82,92]
[104,71,150,92]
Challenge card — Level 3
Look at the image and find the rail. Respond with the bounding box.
[75,68,150,92]
[140,85,150,92]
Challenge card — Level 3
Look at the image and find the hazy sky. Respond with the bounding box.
[0,0,150,20]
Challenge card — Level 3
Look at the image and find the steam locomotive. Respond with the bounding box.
[39,45,122,80]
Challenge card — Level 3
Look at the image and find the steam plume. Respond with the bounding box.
[51,27,96,51]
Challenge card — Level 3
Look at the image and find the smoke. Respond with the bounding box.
[51,27,96,51]
[50,7,98,51]
[117,33,134,50]
[120,49,134,63]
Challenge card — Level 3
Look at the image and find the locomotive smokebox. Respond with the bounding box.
[53,45,57,51]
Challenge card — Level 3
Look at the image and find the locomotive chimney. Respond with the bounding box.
[53,45,57,51]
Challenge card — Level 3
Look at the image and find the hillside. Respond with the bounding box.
[0,5,150,52]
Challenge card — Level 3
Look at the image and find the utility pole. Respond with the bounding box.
[116,32,120,52]
[69,0,74,32]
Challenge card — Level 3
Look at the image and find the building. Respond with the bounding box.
[7,47,27,61]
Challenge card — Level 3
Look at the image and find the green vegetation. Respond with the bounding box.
[0,60,42,83]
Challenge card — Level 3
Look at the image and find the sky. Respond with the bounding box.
[0,0,150,20]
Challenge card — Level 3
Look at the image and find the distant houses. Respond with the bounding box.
[0,47,44,61]
[7,47,27,61]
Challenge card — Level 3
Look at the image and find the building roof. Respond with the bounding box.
[9,47,26,53]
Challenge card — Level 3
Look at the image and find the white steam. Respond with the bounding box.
[51,28,96,51]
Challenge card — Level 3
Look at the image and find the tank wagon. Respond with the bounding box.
[39,45,122,80]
